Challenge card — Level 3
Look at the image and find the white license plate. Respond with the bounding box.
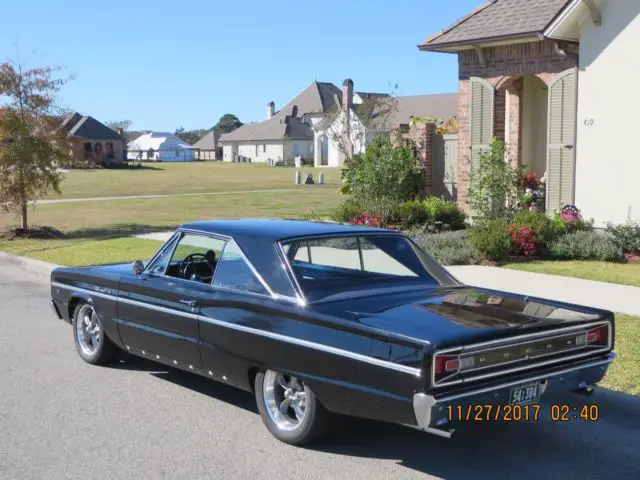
[509,382,540,405]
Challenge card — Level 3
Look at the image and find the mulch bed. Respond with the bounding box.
[624,252,640,263]
[0,226,65,240]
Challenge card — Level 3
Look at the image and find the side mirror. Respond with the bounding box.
[132,260,145,276]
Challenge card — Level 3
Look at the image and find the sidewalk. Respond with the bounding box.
[448,265,640,316]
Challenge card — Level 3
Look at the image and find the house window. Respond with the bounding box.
[293,143,300,155]
[255,145,259,157]
[83,142,92,160]
[105,142,114,159]
[263,144,266,153]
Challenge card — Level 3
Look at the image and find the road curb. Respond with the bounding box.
[0,252,60,278]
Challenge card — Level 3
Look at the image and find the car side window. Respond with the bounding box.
[165,233,226,283]
[146,235,180,275]
[212,239,268,295]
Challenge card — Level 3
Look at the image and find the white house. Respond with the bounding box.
[547,0,640,225]
[127,132,196,162]
[311,79,457,168]
[419,0,640,225]
[219,81,343,164]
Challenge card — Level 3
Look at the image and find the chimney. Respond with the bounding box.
[266,101,275,120]
[342,79,353,113]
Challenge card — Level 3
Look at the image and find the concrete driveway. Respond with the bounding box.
[1,263,639,479]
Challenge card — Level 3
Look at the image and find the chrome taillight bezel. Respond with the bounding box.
[431,320,612,388]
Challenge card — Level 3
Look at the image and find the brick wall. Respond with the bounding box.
[455,39,578,209]
[397,123,438,195]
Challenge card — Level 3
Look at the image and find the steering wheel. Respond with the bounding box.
[179,253,213,279]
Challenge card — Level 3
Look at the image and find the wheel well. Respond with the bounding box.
[248,367,259,392]
[68,297,83,320]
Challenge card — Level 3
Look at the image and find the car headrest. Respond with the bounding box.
[205,249,216,263]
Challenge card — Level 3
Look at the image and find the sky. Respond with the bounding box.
[1,0,480,132]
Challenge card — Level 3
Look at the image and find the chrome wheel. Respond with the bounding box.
[262,371,307,431]
[75,304,102,357]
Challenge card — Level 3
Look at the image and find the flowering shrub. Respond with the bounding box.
[351,213,383,227]
[509,224,537,257]
[522,172,540,190]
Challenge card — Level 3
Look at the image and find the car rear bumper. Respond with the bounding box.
[413,352,616,437]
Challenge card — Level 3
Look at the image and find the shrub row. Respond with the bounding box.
[409,230,481,266]
[466,212,625,262]
[330,197,467,231]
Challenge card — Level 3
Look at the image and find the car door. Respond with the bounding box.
[117,231,226,368]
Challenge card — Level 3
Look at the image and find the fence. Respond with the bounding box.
[431,133,457,201]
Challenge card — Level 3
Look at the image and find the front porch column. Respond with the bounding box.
[505,79,523,168]
[313,133,321,167]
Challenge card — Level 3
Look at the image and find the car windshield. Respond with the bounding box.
[280,234,459,302]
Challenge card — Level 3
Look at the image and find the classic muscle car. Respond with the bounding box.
[49,219,616,445]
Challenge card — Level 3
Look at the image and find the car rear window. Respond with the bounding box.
[281,234,457,302]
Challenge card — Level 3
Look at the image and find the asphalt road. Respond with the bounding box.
[1,263,639,480]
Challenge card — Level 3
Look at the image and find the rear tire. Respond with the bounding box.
[72,302,117,365]
[254,369,332,445]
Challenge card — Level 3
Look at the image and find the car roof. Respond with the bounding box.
[179,218,397,241]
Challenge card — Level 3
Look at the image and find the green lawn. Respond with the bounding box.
[48,163,342,199]
[601,314,640,396]
[0,186,342,234]
[0,184,342,266]
[503,261,640,288]
[0,237,163,266]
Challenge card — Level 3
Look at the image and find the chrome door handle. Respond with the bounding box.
[179,299,197,308]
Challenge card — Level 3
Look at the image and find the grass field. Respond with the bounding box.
[47,163,343,199]
[503,261,640,288]
[0,164,343,266]
[600,314,640,396]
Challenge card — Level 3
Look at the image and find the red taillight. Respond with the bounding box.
[586,325,608,345]
[434,354,459,375]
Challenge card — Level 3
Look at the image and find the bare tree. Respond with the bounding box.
[0,56,74,231]
[320,84,400,167]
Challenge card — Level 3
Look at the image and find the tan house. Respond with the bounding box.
[419,0,640,225]
[61,113,125,165]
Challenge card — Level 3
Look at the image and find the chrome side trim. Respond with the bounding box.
[51,282,421,377]
[432,321,613,388]
[195,314,420,376]
[414,352,615,431]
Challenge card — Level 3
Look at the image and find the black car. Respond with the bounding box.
[49,219,615,445]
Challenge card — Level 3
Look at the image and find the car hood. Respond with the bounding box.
[315,286,611,348]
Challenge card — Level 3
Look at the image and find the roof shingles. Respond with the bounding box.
[220,81,341,143]
[420,0,571,50]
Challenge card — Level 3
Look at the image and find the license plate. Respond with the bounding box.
[509,382,540,405]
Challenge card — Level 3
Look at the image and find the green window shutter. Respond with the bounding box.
[469,77,495,213]
[469,76,495,171]
[546,69,577,212]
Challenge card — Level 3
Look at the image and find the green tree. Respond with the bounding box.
[467,138,520,219]
[105,119,134,142]
[174,126,208,145]
[0,59,74,231]
[213,113,243,134]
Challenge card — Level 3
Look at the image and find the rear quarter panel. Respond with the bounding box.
[198,291,427,426]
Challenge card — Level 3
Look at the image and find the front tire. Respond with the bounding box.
[72,302,117,365]
[254,369,332,445]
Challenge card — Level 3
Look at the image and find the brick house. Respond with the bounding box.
[61,112,125,165]
[419,0,640,225]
